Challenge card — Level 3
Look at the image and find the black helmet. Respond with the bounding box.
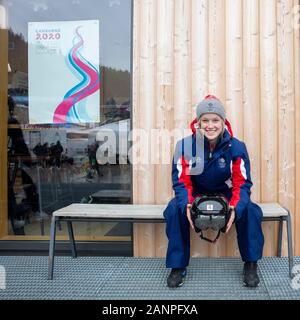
[190,194,232,243]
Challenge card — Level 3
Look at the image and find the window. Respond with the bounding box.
[1,0,132,247]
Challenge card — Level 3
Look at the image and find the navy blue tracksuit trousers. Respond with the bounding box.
[164,198,265,269]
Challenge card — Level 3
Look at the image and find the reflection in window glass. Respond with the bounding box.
[3,0,132,240]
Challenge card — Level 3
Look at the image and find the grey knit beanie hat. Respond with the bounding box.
[196,96,226,121]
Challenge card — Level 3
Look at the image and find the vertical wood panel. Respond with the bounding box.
[295,0,300,255]
[225,0,243,257]
[174,0,192,128]
[0,25,8,238]
[190,0,209,257]
[154,0,175,257]
[191,0,209,105]
[260,0,278,256]
[277,0,295,256]
[133,0,157,257]
[132,0,141,255]
[207,0,226,257]
[227,0,243,140]
[208,0,226,102]
[243,0,260,201]
[155,0,174,203]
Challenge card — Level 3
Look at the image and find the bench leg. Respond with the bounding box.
[48,216,57,280]
[67,221,77,258]
[277,218,283,257]
[40,218,45,237]
[285,211,294,278]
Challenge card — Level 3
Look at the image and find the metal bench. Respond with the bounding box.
[48,202,293,280]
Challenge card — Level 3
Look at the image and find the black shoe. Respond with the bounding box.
[243,262,260,287]
[167,268,186,288]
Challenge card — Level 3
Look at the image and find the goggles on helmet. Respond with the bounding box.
[190,194,233,243]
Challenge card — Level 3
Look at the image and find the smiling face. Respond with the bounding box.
[198,113,224,143]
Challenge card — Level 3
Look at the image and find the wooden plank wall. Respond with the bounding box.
[295,0,300,256]
[133,0,300,257]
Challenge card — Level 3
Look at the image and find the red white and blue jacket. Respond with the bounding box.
[172,118,252,220]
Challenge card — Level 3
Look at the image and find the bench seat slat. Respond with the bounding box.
[258,203,288,217]
[53,204,166,219]
[53,202,288,219]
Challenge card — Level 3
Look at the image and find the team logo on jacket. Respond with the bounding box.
[218,157,226,168]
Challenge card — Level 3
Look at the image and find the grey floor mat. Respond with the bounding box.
[0,256,299,300]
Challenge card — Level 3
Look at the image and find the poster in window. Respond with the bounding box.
[28,20,100,124]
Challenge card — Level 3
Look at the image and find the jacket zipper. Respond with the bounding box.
[207,143,231,163]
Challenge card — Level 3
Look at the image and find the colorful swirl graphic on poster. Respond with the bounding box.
[53,26,100,123]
